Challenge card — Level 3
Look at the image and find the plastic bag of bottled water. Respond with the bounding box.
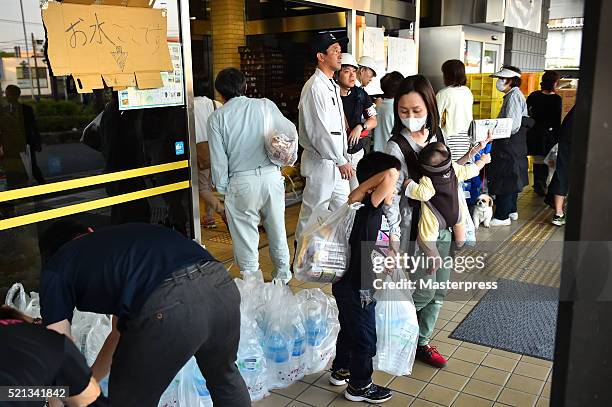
[296,288,340,374]
[238,318,268,401]
[373,270,419,376]
[262,283,297,389]
[177,358,213,407]
[294,203,362,283]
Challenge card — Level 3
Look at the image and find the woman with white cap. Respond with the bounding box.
[487,66,534,226]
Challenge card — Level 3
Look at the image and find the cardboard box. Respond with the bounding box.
[469,118,513,142]
[42,0,173,93]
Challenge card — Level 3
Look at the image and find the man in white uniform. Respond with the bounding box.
[208,68,296,282]
[295,32,352,245]
[194,95,223,228]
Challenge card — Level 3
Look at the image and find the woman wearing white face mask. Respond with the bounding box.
[382,75,486,369]
[487,66,534,226]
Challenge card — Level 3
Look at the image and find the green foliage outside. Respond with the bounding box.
[22,99,96,133]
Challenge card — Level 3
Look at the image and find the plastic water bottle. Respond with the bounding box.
[305,302,327,347]
[289,318,307,381]
[264,324,290,363]
[192,365,213,407]
[292,323,306,357]
[263,323,291,388]
[238,332,267,401]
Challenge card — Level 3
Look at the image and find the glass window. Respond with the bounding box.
[0,0,194,292]
[464,40,483,74]
[483,44,500,74]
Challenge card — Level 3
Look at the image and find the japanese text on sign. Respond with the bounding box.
[43,1,172,92]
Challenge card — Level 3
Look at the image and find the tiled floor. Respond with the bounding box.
[200,188,560,407]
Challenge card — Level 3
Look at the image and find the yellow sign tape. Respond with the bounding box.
[0,181,190,231]
[0,160,189,203]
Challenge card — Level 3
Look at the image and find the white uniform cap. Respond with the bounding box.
[490,68,521,78]
[340,53,358,69]
[358,55,378,77]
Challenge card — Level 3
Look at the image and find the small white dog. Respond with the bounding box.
[472,194,494,229]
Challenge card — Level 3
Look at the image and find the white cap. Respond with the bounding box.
[490,68,521,78]
[340,53,358,69]
[358,55,378,77]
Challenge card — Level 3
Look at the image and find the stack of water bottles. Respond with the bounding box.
[235,276,339,401]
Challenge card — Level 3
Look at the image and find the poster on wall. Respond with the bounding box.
[118,42,184,110]
[387,37,417,77]
[505,0,542,33]
[363,27,385,63]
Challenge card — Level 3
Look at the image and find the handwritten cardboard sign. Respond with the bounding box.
[42,0,173,93]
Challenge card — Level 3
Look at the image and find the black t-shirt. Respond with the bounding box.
[341,87,377,154]
[0,323,91,407]
[526,91,562,155]
[40,223,215,329]
[335,195,384,291]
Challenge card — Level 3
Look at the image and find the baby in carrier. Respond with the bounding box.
[405,142,491,262]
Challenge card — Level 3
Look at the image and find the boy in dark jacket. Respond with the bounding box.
[329,151,401,404]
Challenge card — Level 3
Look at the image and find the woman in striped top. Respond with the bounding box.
[436,60,474,162]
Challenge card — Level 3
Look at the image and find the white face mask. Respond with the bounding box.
[401,116,428,133]
[496,78,507,92]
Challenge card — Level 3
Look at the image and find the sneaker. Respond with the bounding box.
[552,214,566,226]
[329,368,350,386]
[416,344,447,368]
[202,218,217,229]
[509,212,519,221]
[345,383,392,404]
[489,218,511,226]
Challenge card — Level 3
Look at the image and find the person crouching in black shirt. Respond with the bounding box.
[37,221,250,407]
[0,305,108,407]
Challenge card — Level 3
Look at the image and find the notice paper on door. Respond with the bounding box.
[42,0,173,93]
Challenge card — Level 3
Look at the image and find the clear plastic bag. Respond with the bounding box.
[5,283,41,318]
[373,270,419,376]
[296,288,340,374]
[262,100,298,167]
[238,318,269,401]
[294,203,363,283]
[177,358,213,407]
[71,311,112,366]
[262,282,300,389]
[545,144,558,168]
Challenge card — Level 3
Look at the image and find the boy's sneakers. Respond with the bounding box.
[552,214,566,226]
[345,383,392,404]
[509,212,519,221]
[416,344,447,368]
[329,369,350,386]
